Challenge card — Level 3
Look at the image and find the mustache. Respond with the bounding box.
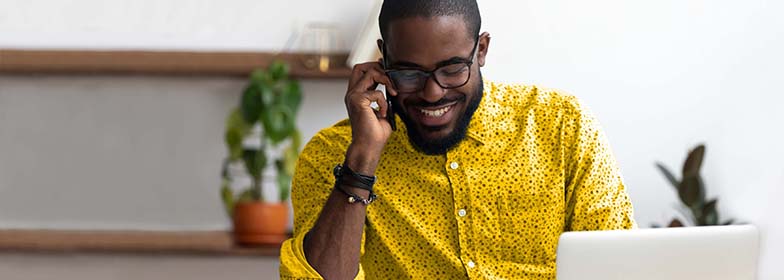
[405,95,466,108]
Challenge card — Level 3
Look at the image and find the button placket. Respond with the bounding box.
[446,151,475,277]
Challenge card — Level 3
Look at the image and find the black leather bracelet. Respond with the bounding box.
[333,164,376,192]
[344,164,376,184]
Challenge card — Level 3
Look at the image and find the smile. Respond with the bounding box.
[419,105,453,117]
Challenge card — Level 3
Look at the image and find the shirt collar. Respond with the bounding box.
[465,81,495,145]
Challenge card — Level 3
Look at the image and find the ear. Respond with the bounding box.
[477,32,491,67]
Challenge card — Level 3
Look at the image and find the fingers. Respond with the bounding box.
[345,62,400,125]
[354,65,389,91]
[365,90,390,118]
[347,89,389,118]
[369,90,390,118]
[349,63,368,89]
[348,62,397,97]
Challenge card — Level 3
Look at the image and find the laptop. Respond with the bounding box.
[556,225,759,280]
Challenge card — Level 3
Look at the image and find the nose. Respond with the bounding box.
[418,76,447,104]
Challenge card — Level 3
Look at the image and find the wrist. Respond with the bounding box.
[345,143,382,175]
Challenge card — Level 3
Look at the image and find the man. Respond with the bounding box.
[280,0,635,279]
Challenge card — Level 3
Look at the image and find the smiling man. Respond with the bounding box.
[279,0,635,279]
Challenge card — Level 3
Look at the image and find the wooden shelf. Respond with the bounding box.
[0,49,352,79]
[0,229,284,257]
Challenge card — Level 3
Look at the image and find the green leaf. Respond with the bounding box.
[276,160,291,202]
[697,175,707,205]
[678,175,703,207]
[273,142,299,202]
[682,144,705,178]
[278,176,291,202]
[240,84,263,123]
[269,61,290,81]
[242,148,267,181]
[655,162,680,189]
[291,129,302,151]
[701,199,719,226]
[283,144,299,176]
[280,80,303,114]
[261,106,295,144]
[250,69,269,85]
[259,83,275,108]
[220,180,234,217]
[225,109,250,160]
[225,130,243,160]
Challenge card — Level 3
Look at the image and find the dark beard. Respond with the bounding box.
[391,76,484,155]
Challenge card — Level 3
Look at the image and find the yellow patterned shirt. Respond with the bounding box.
[280,81,636,279]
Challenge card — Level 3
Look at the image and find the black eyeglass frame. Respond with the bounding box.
[382,35,480,93]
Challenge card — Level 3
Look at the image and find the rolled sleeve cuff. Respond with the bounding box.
[279,231,323,279]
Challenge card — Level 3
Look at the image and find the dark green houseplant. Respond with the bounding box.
[220,61,302,245]
[654,144,735,227]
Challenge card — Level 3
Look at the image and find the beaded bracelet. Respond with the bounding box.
[335,183,377,205]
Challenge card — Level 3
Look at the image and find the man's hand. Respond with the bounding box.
[343,62,398,175]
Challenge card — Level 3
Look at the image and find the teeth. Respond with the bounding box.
[420,106,450,117]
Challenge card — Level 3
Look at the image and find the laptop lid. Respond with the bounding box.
[556,225,759,280]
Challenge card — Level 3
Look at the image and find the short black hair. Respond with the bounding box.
[378,0,481,41]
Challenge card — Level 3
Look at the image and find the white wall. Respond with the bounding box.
[0,76,346,230]
[478,1,784,279]
[0,0,373,51]
[1,0,781,278]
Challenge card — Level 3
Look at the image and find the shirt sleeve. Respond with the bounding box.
[560,97,637,231]
[279,126,366,279]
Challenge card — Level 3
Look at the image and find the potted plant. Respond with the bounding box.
[220,61,302,245]
[654,144,735,227]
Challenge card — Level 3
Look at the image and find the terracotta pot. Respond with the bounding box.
[232,202,288,246]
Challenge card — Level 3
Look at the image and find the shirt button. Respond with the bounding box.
[457,209,467,217]
[450,162,459,170]
[467,261,475,268]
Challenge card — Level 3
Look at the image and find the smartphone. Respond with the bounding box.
[378,59,397,131]
[386,92,396,131]
[376,83,397,131]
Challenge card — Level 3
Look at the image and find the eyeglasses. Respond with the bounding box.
[382,37,479,93]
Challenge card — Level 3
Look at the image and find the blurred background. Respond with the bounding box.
[0,0,781,279]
